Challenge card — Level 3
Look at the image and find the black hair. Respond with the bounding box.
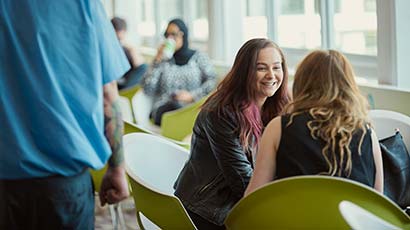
[111,17,127,31]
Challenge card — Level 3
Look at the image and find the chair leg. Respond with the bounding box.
[109,203,126,230]
[136,212,145,230]
[115,203,126,229]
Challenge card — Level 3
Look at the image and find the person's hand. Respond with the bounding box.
[99,165,129,206]
[154,43,166,63]
[174,90,194,103]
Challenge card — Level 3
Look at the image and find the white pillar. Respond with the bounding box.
[377,0,410,88]
[208,0,243,64]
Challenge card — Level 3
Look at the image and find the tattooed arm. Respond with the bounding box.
[103,81,124,167]
[99,81,129,205]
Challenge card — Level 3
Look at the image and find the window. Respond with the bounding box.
[242,0,267,41]
[138,0,156,46]
[158,0,182,31]
[192,0,209,41]
[334,0,377,55]
[136,0,183,47]
[364,31,377,55]
[364,0,376,12]
[278,0,321,49]
[314,0,341,13]
[280,0,304,15]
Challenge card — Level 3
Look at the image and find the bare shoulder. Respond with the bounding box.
[260,116,282,149]
[265,116,282,134]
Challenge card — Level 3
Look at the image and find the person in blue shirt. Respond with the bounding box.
[0,1,130,229]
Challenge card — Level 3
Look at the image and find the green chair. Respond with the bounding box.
[119,84,141,105]
[124,133,196,229]
[161,96,207,141]
[124,120,152,135]
[89,120,152,229]
[119,84,141,124]
[131,87,206,142]
[124,120,190,149]
[225,176,410,229]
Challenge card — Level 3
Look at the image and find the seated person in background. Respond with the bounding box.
[245,50,384,196]
[174,38,290,229]
[142,18,217,126]
[111,17,148,90]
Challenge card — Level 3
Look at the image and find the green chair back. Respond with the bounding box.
[161,96,207,141]
[127,171,196,230]
[124,120,152,135]
[225,176,410,230]
[119,85,141,124]
[119,84,141,104]
[124,133,196,229]
[89,166,106,193]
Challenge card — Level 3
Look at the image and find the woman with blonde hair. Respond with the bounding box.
[245,49,383,196]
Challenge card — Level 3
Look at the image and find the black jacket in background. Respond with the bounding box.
[174,107,254,226]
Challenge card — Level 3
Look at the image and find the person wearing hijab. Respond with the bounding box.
[142,18,217,126]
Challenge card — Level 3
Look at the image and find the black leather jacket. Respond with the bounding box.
[174,107,254,226]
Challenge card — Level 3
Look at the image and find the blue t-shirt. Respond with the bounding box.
[0,0,130,179]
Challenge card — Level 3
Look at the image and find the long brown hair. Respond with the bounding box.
[203,38,290,150]
[287,50,369,176]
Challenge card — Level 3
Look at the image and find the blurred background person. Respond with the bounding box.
[111,16,148,90]
[142,18,217,126]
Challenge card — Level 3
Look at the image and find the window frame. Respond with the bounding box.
[110,0,409,89]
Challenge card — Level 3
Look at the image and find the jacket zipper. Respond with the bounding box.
[197,176,219,195]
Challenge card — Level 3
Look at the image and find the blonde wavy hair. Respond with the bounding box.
[286,50,370,176]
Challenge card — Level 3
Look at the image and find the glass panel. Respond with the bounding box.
[364,0,376,12]
[278,0,321,49]
[192,0,209,41]
[158,0,183,32]
[137,0,155,38]
[334,0,377,55]
[242,0,267,41]
[281,0,304,15]
[314,0,341,14]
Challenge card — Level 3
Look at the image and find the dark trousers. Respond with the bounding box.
[152,100,183,126]
[187,210,226,230]
[0,170,94,230]
[118,63,148,90]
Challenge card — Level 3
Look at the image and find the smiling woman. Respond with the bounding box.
[173,38,290,229]
[255,47,284,108]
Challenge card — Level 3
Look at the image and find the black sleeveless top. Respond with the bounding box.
[276,113,376,187]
